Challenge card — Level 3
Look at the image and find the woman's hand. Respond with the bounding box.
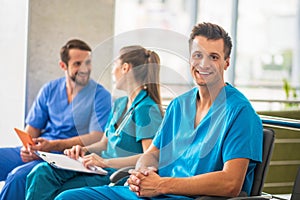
[64,145,88,160]
[81,153,108,168]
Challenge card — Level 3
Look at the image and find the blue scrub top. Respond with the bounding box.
[153,84,263,195]
[25,77,112,140]
[101,90,163,159]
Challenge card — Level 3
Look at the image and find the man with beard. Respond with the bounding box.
[0,39,112,200]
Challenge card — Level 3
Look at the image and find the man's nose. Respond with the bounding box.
[193,57,210,69]
[199,57,211,68]
[79,63,89,72]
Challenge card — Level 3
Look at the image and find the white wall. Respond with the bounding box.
[0,0,28,147]
[26,0,114,114]
[0,0,115,147]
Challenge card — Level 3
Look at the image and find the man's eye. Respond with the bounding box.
[85,60,91,65]
[74,62,81,67]
[210,55,219,60]
[192,53,202,59]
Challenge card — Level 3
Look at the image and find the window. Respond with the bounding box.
[197,0,299,110]
[236,0,298,94]
[114,0,197,103]
[115,0,300,110]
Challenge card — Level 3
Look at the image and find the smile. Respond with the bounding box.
[77,72,89,77]
[195,69,211,75]
[199,71,210,75]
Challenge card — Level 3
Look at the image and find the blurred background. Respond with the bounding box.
[0,0,299,195]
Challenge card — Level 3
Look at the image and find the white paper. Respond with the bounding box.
[36,151,108,175]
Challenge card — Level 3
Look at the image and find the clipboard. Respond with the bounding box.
[36,151,108,175]
[14,128,35,147]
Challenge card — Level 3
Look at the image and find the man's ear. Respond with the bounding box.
[121,62,131,74]
[224,58,230,70]
[59,61,67,70]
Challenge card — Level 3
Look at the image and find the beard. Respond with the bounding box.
[69,71,90,87]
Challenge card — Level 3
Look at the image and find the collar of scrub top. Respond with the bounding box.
[114,89,148,137]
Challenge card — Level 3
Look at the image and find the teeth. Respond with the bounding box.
[199,71,210,75]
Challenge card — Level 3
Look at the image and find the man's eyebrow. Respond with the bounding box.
[210,52,221,56]
[192,50,221,56]
[191,50,204,54]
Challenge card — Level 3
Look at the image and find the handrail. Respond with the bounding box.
[259,114,299,199]
[162,97,300,130]
[260,115,300,131]
[251,99,300,104]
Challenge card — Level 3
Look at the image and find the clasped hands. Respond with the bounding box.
[127,166,163,197]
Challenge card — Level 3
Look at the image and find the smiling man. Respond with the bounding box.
[55,23,263,200]
[0,39,112,200]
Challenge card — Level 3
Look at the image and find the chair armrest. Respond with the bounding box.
[228,194,272,200]
[229,198,270,200]
[109,166,135,186]
[195,195,271,200]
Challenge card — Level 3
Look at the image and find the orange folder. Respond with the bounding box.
[14,128,35,147]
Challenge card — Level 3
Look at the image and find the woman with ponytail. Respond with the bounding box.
[117,46,163,115]
[26,46,163,200]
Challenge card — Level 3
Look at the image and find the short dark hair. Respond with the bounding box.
[60,39,92,65]
[189,22,232,59]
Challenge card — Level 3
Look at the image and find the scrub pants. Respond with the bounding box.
[26,162,116,200]
[55,185,195,200]
[0,146,42,200]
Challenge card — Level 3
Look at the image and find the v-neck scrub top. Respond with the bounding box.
[25,77,112,140]
[153,84,263,195]
[101,89,163,159]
